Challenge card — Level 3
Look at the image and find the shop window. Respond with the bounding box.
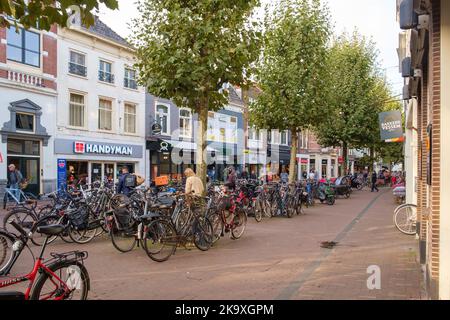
[99,99,113,131]
[67,161,88,186]
[16,113,34,132]
[124,103,136,134]
[281,131,288,145]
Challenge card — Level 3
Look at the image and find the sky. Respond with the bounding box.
[98,0,402,97]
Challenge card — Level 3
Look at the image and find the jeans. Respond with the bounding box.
[8,187,21,202]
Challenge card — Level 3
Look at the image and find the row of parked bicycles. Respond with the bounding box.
[0,175,363,300]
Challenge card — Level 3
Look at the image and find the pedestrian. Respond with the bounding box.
[371,171,379,192]
[302,171,308,180]
[224,166,237,191]
[184,168,204,196]
[7,164,24,202]
[240,169,249,180]
[309,169,315,181]
[117,166,135,197]
[314,169,320,182]
[250,170,257,180]
[280,167,289,183]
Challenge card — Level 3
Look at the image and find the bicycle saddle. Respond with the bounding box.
[36,224,65,236]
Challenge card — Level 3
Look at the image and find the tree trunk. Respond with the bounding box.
[288,130,298,183]
[196,106,209,195]
[342,141,348,175]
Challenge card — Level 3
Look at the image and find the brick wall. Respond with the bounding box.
[0,28,6,64]
[429,0,441,283]
[43,33,57,78]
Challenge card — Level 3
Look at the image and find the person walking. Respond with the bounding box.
[184,168,204,196]
[371,171,379,192]
[280,167,289,183]
[224,166,237,191]
[7,164,24,202]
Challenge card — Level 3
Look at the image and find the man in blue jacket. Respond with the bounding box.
[117,166,134,196]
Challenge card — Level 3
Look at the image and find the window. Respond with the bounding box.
[124,103,136,134]
[69,51,87,77]
[99,99,113,131]
[7,139,40,156]
[281,131,288,145]
[69,93,85,127]
[248,127,260,141]
[99,60,114,83]
[156,104,169,135]
[15,113,34,132]
[7,27,40,67]
[179,109,192,138]
[270,131,280,144]
[124,68,137,89]
[300,131,308,149]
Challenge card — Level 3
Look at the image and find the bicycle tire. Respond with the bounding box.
[110,225,137,253]
[2,209,38,235]
[193,216,213,251]
[254,199,263,222]
[30,215,60,246]
[0,230,15,275]
[143,219,177,263]
[231,209,247,240]
[207,211,223,244]
[394,205,417,235]
[30,260,90,300]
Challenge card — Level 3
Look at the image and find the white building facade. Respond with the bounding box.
[54,18,146,189]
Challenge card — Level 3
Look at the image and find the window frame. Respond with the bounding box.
[98,59,114,84]
[69,49,87,77]
[124,67,138,90]
[155,102,170,135]
[280,130,288,146]
[15,112,35,133]
[124,102,137,134]
[98,98,114,131]
[6,27,41,68]
[68,91,87,129]
[179,108,192,138]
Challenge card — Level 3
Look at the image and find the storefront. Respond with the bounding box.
[54,138,145,188]
[297,154,310,179]
[0,99,53,196]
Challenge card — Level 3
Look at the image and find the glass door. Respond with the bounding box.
[7,157,40,196]
[91,163,102,185]
[104,163,115,185]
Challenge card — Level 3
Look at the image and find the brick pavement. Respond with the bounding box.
[0,189,424,300]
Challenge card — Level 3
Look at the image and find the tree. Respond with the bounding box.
[315,32,380,174]
[249,0,331,183]
[0,0,119,31]
[130,0,262,190]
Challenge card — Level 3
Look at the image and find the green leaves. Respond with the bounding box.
[131,0,261,114]
[250,0,331,133]
[0,0,119,31]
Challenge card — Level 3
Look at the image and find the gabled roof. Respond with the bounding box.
[83,16,131,48]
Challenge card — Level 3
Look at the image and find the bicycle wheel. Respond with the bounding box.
[2,209,37,235]
[394,205,417,235]
[30,260,90,300]
[207,211,224,244]
[254,199,263,222]
[295,197,303,215]
[193,216,213,251]
[143,219,177,263]
[0,230,15,275]
[231,209,247,240]
[31,215,61,246]
[286,197,295,218]
[68,226,97,244]
[110,225,137,253]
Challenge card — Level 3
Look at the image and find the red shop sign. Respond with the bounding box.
[338,156,344,164]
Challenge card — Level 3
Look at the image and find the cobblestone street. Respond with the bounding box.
[1,189,424,300]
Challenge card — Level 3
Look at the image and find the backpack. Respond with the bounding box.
[124,174,137,188]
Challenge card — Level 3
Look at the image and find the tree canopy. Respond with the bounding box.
[0,0,119,31]
[130,0,262,189]
[249,0,331,182]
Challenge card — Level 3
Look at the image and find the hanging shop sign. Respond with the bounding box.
[379,111,403,141]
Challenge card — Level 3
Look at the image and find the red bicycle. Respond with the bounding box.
[0,221,90,300]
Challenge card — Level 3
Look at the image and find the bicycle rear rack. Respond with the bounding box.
[47,251,88,265]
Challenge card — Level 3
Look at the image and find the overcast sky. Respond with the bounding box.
[98,0,402,96]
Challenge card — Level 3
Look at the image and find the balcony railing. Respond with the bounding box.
[7,70,43,87]
[124,78,137,90]
[69,62,87,77]
[98,70,115,84]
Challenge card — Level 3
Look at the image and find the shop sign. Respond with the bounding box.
[338,156,344,164]
[300,158,308,164]
[57,159,67,191]
[74,141,133,156]
[379,111,403,141]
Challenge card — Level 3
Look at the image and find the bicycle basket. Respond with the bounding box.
[114,208,133,230]
[68,207,89,230]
